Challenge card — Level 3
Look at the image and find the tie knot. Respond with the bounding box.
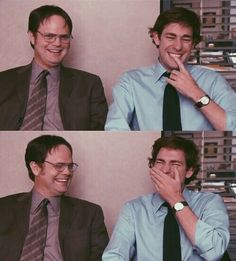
[162,202,172,210]
[35,70,49,87]
[41,198,49,208]
[35,198,49,213]
[36,70,49,81]
[162,71,171,78]
[41,70,49,77]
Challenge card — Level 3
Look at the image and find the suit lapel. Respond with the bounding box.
[16,64,32,108]
[2,64,32,129]
[59,66,75,104]
[15,64,32,128]
[59,66,77,129]
[14,192,32,242]
[59,196,75,254]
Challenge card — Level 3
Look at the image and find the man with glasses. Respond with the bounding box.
[0,135,109,260]
[0,5,108,130]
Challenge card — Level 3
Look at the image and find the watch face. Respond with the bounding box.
[200,96,210,105]
[174,202,184,211]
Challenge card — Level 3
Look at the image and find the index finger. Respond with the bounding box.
[171,55,187,73]
[173,165,181,182]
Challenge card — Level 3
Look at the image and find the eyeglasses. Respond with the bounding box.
[44,161,78,172]
[37,31,73,43]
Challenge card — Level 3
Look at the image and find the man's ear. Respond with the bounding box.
[29,161,41,177]
[28,31,35,46]
[186,167,194,179]
[152,32,161,46]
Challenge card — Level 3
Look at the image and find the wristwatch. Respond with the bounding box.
[172,201,188,214]
[195,95,211,108]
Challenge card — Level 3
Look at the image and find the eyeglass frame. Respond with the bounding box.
[37,31,73,43]
[44,160,78,172]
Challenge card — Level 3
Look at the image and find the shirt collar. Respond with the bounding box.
[31,59,60,81]
[182,187,192,202]
[31,60,44,83]
[151,192,165,213]
[151,187,191,214]
[31,187,61,214]
[153,60,169,83]
[48,65,60,81]
[153,59,193,83]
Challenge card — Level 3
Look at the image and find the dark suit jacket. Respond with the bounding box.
[0,192,109,261]
[0,63,108,130]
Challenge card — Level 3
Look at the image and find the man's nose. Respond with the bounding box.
[172,38,182,51]
[53,36,62,45]
[62,166,72,175]
[161,163,172,174]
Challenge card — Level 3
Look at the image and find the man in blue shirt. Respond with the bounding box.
[102,136,230,260]
[105,7,236,130]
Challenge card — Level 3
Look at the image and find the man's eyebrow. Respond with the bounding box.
[155,158,183,164]
[170,160,183,164]
[164,32,192,38]
[164,32,177,37]
[155,158,165,161]
[182,34,192,39]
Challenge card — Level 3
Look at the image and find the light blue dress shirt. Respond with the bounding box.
[102,189,230,261]
[105,63,236,130]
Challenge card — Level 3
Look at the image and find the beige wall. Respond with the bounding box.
[0,0,159,103]
[0,131,161,234]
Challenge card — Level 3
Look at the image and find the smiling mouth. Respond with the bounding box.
[55,177,70,183]
[169,53,182,58]
[48,49,63,54]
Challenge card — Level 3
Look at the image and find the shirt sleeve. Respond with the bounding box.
[194,193,230,260]
[209,73,236,130]
[105,73,134,131]
[102,203,136,260]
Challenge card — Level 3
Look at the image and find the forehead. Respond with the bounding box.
[46,144,72,159]
[39,15,69,31]
[156,147,186,163]
[162,22,193,37]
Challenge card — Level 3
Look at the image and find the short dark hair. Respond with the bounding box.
[25,135,73,181]
[28,5,73,34]
[148,136,200,184]
[149,7,201,47]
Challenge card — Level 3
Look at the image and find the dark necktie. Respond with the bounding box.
[162,72,182,130]
[20,199,49,261]
[20,70,49,130]
[163,202,181,261]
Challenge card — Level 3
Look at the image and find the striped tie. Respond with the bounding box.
[20,199,49,261]
[20,70,48,130]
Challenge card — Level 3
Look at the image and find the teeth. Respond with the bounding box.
[170,53,181,57]
[56,178,68,182]
[49,50,62,53]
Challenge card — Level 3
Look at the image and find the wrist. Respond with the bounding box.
[191,89,206,103]
[172,201,189,214]
[169,195,185,207]
[195,94,211,109]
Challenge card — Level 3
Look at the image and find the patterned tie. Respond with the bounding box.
[20,199,49,261]
[20,70,48,130]
[162,72,182,130]
[163,202,181,261]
